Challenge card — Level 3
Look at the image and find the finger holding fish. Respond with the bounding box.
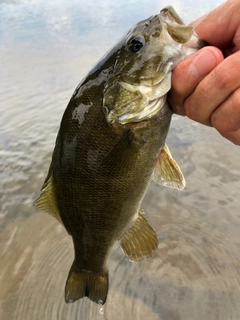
[169,0,240,145]
[170,49,240,145]
[168,46,224,116]
[210,85,240,145]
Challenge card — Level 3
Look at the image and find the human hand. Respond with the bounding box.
[168,0,240,145]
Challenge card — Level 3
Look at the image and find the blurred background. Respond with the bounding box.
[1,0,240,319]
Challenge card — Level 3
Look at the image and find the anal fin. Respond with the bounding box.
[119,211,158,262]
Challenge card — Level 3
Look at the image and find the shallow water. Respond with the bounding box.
[1,0,240,319]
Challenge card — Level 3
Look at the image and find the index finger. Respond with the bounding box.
[168,47,223,116]
[192,0,240,50]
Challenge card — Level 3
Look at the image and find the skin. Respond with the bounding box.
[168,0,240,145]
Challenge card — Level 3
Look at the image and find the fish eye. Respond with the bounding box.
[129,36,145,53]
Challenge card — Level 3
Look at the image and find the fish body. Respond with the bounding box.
[34,7,204,305]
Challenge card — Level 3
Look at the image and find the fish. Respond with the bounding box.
[34,6,204,305]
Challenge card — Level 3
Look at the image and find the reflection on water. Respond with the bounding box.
[1,0,240,319]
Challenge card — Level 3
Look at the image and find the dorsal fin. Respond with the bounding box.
[34,169,63,225]
[152,144,185,190]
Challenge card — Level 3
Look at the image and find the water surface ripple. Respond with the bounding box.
[1,0,240,319]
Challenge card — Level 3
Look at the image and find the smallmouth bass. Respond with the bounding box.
[34,7,204,305]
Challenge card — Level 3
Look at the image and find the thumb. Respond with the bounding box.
[168,46,224,115]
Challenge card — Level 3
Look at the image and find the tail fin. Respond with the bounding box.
[65,263,109,305]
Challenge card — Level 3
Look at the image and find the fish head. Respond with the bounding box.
[103,6,205,125]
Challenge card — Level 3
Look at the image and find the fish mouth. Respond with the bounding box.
[105,7,205,126]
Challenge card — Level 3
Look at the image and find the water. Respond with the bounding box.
[1,0,240,319]
[98,301,104,315]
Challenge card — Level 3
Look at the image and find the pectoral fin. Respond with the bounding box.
[33,169,63,225]
[119,211,158,262]
[100,123,151,173]
[152,144,185,190]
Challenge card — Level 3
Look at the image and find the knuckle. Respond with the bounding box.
[213,54,240,91]
[212,88,240,131]
[184,100,194,119]
[184,95,208,124]
[223,131,240,146]
[213,67,232,90]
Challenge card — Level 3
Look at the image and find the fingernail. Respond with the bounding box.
[188,49,217,77]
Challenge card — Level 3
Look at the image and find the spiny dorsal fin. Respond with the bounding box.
[119,210,158,262]
[34,171,63,225]
[152,144,186,190]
